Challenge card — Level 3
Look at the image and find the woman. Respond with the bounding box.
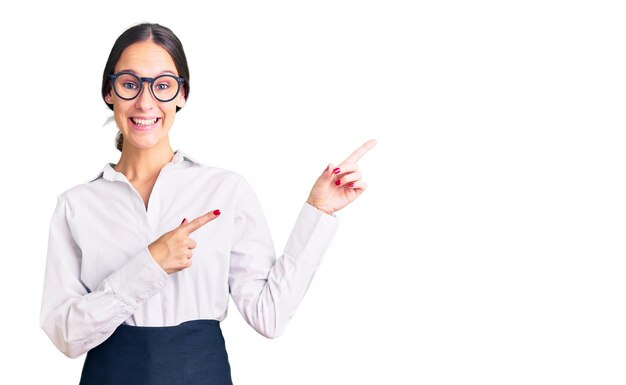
[39,22,376,384]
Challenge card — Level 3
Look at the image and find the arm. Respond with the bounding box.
[39,195,169,358]
[228,177,339,339]
[229,140,375,338]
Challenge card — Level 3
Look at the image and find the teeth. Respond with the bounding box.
[132,117,158,126]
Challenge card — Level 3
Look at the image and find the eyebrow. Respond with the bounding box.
[116,69,178,76]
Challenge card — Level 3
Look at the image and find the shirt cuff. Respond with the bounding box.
[284,202,340,266]
[103,246,170,309]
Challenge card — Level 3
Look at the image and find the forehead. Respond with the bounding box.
[114,41,178,76]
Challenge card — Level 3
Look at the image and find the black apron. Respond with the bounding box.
[79,319,233,385]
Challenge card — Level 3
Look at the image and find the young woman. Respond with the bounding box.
[39,22,376,384]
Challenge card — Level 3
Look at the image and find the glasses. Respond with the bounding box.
[108,72,185,102]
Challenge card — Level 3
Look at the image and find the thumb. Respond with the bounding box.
[324,162,334,180]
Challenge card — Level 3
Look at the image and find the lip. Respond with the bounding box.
[129,117,161,132]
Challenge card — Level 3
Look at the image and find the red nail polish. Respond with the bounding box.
[213,209,221,216]
[333,168,340,174]
[349,182,354,187]
[335,180,341,186]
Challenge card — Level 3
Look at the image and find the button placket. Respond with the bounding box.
[146,165,170,237]
[113,163,172,241]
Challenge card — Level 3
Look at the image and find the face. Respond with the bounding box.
[106,40,185,150]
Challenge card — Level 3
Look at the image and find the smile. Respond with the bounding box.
[129,117,161,131]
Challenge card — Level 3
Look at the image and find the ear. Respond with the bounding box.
[176,88,186,108]
[105,91,113,104]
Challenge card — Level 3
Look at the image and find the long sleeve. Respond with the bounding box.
[39,195,170,358]
[228,178,339,339]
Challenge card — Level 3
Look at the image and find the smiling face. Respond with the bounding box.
[106,40,185,150]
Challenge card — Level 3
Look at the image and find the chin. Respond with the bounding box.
[123,132,164,149]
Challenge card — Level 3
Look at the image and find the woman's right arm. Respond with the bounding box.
[39,195,170,358]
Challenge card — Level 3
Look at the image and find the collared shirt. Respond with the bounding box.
[39,149,339,358]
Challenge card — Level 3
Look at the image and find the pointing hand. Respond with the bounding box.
[306,139,377,215]
[148,209,221,274]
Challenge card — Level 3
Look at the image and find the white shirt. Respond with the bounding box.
[39,149,340,358]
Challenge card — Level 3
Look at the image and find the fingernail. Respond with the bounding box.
[213,209,221,216]
[335,180,341,186]
[333,168,340,174]
[181,218,187,225]
[325,165,329,171]
[349,182,354,187]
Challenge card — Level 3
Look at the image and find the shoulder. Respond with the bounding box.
[186,161,254,199]
[54,181,105,216]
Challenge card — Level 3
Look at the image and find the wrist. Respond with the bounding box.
[148,244,165,268]
[306,200,333,216]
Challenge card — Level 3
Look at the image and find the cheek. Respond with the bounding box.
[112,101,130,116]
[163,106,178,123]
[112,104,133,128]
[156,110,175,132]
[113,108,124,123]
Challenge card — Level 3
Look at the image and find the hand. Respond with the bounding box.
[306,139,377,215]
[148,209,221,274]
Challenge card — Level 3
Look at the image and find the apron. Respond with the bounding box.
[79,319,233,385]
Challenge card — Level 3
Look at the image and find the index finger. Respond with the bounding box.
[342,139,378,164]
[181,209,221,235]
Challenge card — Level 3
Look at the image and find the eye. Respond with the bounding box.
[123,82,138,90]
[155,83,170,91]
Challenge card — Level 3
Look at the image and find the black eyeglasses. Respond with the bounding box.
[108,72,185,102]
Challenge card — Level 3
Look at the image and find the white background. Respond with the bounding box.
[1,0,625,384]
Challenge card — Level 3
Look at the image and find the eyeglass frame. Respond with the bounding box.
[107,72,186,103]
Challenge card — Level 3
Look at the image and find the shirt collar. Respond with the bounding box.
[87,149,199,183]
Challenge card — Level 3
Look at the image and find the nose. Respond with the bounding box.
[134,81,157,110]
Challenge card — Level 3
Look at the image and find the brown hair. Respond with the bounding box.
[101,23,191,151]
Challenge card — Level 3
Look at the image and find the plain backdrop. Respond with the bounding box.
[1,0,625,384]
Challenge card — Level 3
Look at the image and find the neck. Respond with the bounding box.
[113,143,176,182]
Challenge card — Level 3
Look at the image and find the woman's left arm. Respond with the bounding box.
[228,139,376,338]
